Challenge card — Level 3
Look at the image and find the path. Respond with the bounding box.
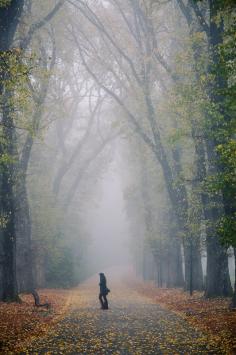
[24,279,222,354]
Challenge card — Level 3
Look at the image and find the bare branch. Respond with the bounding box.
[20,0,65,50]
[52,89,106,196]
[68,0,142,86]
[188,0,209,36]
[75,31,157,154]
[64,131,120,209]
[176,0,193,27]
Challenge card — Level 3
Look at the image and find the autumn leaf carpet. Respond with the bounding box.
[20,280,223,354]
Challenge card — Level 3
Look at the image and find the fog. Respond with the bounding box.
[0,0,235,306]
[1,2,236,353]
[85,148,131,274]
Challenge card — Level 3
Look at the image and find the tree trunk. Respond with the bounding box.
[15,176,35,292]
[172,144,203,291]
[14,45,53,290]
[0,0,24,302]
[204,141,232,298]
[166,236,184,288]
[204,140,232,297]
[202,0,232,298]
[0,1,24,51]
[231,248,236,309]
[1,104,18,302]
[183,237,204,292]
[176,0,232,298]
[205,235,232,297]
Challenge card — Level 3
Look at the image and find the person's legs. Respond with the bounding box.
[103,295,108,309]
[99,293,105,309]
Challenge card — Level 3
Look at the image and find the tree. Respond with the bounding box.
[70,0,203,291]
[0,0,66,301]
[175,0,233,297]
[0,0,24,301]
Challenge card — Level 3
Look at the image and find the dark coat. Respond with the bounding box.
[99,273,110,296]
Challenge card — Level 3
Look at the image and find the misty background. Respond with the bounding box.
[85,147,131,274]
[0,0,235,305]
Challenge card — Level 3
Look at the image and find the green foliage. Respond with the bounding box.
[45,246,76,288]
[28,141,90,288]
[218,214,236,248]
[0,49,28,86]
[0,0,11,8]
[0,214,7,228]
[0,49,36,151]
[164,3,235,252]
[205,9,236,248]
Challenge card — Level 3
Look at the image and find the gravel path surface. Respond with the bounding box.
[25,281,222,354]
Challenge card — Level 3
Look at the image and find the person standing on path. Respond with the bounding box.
[99,273,110,310]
